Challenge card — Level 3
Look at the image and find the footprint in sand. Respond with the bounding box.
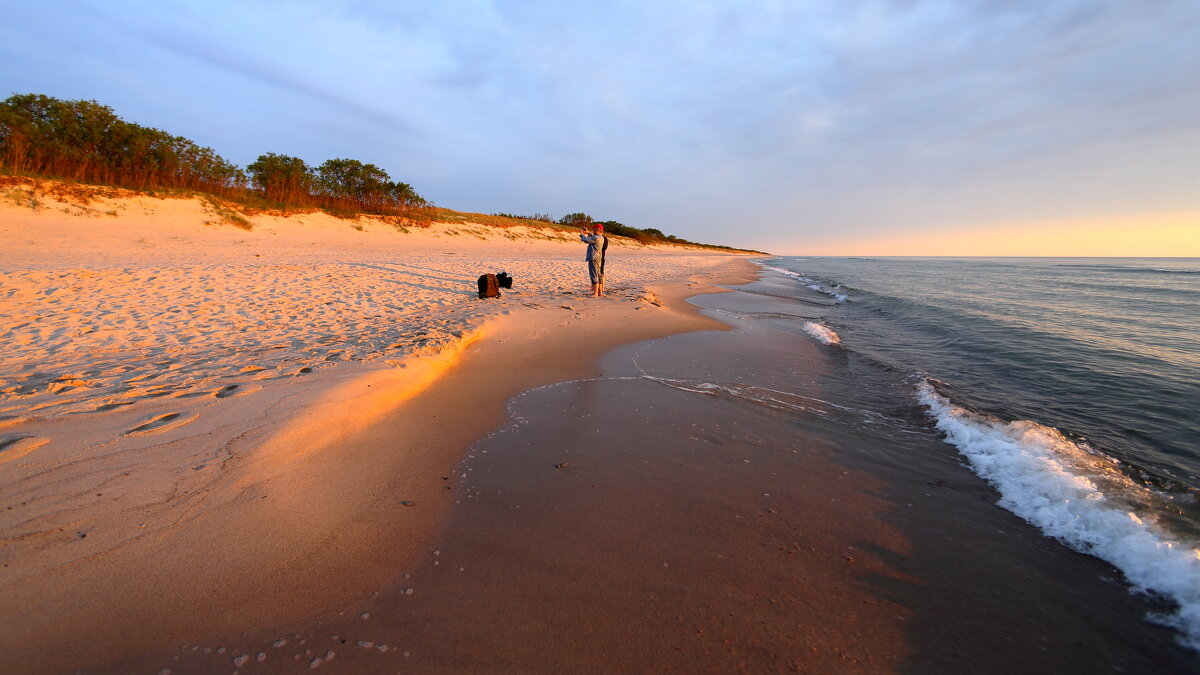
[0,435,51,463]
[125,412,199,436]
[215,383,262,399]
[95,400,136,412]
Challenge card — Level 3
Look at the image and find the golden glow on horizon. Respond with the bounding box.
[792,211,1200,257]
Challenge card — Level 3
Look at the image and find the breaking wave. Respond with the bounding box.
[758,263,849,303]
[802,321,841,346]
[917,380,1200,649]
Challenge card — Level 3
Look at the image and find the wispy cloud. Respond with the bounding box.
[74,0,418,134]
[2,0,1197,252]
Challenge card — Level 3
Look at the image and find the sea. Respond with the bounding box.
[753,256,1200,648]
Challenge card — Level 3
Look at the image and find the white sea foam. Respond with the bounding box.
[759,264,848,303]
[802,321,841,345]
[646,376,887,421]
[917,380,1200,650]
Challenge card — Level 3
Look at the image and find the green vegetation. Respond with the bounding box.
[491,212,554,223]
[440,209,574,230]
[0,92,763,252]
[201,195,252,231]
[0,93,243,195]
[3,186,41,210]
[244,153,427,216]
[484,210,751,251]
[245,152,310,208]
[558,212,592,227]
[0,93,430,224]
[551,212,765,253]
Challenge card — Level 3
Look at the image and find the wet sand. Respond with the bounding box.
[124,278,1196,673]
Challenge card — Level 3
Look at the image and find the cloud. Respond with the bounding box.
[3,0,1197,252]
[73,0,418,134]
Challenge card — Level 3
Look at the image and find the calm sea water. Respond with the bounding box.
[757,256,1200,647]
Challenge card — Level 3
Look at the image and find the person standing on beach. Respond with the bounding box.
[579,223,607,297]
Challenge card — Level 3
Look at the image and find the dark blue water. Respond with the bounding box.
[759,256,1200,647]
[766,257,1200,487]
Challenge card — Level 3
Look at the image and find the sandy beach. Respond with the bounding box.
[2,184,1195,674]
[5,4,1196,671]
[0,183,757,672]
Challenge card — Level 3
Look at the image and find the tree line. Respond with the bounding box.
[246,153,426,213]
[1,93,759,251]
[488,210,756,251]
[557,212,701,247]
[0,93,427,215]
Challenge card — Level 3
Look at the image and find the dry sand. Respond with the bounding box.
[0,185,756,672]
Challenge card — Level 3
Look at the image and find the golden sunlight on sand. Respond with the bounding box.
[0,183,757,671]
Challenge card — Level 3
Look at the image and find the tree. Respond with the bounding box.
[0,93,244,194]
[598,220,639,238]
[388,180,426,207]
[559,212,592,227]
[316,158,382,207]
[1,92,428,217]
[247,153,312,208]
[312,158,428,211]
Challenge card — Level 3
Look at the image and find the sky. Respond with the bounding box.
[2,0,1198,255]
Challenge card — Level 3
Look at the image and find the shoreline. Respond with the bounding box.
[0,191,760,671]
[7,191,1191,672]
[114,269,1196,674]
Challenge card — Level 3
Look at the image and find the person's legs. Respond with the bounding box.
[588,261,600,297]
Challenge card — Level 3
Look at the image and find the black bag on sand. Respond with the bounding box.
[478,273,500,299]
[496,272,513,289]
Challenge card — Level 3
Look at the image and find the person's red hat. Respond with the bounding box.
[594,224,604,230]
